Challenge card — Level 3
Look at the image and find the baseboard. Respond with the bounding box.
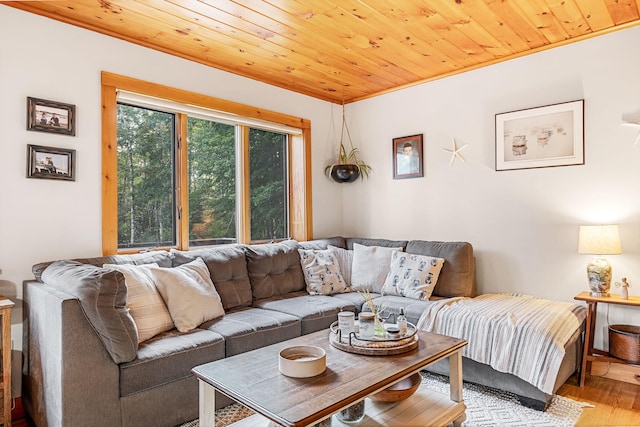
[591,361,640,385]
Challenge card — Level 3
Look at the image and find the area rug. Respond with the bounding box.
[179,371,591,427]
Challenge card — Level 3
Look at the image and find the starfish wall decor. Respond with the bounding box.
[443,138,468,166]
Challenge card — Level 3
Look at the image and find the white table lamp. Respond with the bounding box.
[578,225,622,297]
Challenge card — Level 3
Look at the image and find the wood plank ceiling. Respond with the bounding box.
[3,0,640,103]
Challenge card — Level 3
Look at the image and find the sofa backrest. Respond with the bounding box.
[405,240,476,298]
[171,245,252,310]
[345,237,409,251]
[32,250,173,281]
[244,240,305,300]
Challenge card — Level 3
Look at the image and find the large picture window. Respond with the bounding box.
[102,72,312,255]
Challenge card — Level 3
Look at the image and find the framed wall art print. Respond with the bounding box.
[27,97,76,136]
[393,134,423,179]
[495,100,584,171]
[27,144,76,181]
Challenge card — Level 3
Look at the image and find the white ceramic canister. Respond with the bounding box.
[338,311,355,341]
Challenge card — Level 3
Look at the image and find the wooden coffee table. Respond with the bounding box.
[192,329,467,427]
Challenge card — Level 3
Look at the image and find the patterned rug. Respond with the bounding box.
[179,371,591,427]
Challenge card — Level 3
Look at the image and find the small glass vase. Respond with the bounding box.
[374,314,386,337]
[336,400,365,423]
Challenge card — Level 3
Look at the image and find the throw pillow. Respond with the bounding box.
[150,257,225,332]
[298,248,349,295]
[381,251,445,300]
[103,263,174,343]
[327,245,353,287]
[350,243,403,293]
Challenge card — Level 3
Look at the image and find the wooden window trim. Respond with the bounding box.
[101,71,312,255]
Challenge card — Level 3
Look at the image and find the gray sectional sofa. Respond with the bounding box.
[22,237,581,427]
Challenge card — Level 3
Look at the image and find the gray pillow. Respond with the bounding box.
[41,260,138,363]
[245,240,304,300]
[171,245,252,310]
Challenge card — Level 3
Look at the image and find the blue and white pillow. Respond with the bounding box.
[381,251,445,300]
[298,249,350,295]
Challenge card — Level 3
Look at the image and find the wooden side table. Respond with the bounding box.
[574,291,640,386]
[0,298,14,426]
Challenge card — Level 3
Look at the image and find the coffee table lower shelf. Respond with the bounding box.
[228,386,466,427]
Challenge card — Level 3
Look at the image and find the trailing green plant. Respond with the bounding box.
[324,105,372,181]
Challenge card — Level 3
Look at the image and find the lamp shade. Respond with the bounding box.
[578,225,622,255]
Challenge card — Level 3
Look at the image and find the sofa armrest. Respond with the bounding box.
[23,280,121,427]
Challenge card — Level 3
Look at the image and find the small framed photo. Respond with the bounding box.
[495,100,584,171]
[393,134,423,179]
[27,97,76,136]
[27,144,76,181]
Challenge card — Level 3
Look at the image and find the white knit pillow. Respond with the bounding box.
[150,257,225,332]
[327,245,353,287]
[350,244,402,293]
[103,263,174,343]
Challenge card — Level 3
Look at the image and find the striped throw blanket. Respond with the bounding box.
[417,293,585,394]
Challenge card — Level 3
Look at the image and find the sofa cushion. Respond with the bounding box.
[41,260,138,363]
[171,245,252,310]
[253,291,356,334]
[328,245,354,287]
[201,307,300,357]
[32,250,173,281]
[351,243,402,293]
[368,295,436,325]
[151,258,225,333]
[330,291,377,313]
[120,328,225,397]
[298,248,349,295]
[245,240,304,300]
[405,241,476,297]
[104,263,174,343]
[381,251,445,300]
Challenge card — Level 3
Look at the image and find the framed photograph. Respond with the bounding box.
[27,144,76,181]
[27,97,76,136]
[495,100,584,171]
[393,134,423,179]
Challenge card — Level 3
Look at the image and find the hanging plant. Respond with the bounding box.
[324,105,372,183]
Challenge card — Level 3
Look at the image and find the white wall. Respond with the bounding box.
[344,26,640,349]
[0,6,341,394]
[2,5,639,397]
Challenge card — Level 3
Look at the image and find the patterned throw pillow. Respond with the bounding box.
[298,249,350,295]
[104,263,174,343]
[381,251,445,300]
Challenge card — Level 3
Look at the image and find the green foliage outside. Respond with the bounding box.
[249,128,287,241]
[187,117,236,245]
[117,104,175,248]
[117,104,289,249]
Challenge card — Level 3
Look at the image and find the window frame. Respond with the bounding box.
[101,71,312,255]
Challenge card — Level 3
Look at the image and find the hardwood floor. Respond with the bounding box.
[557,374,640,426]
[12,374,640,426]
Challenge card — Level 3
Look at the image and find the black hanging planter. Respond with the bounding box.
[330,164,360,183]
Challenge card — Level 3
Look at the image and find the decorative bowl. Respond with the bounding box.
[370,372,422,402]
[278,345,326,378]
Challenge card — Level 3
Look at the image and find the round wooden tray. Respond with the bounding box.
[329,324,419,355]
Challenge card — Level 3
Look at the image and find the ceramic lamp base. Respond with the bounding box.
[586,256,612,297]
